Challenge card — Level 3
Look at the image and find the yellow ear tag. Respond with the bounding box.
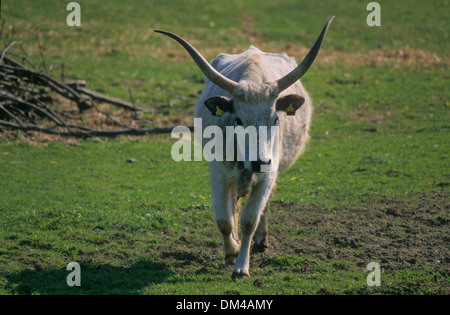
[215,106,224,116]
[286,103,296,115]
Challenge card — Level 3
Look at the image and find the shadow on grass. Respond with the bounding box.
[5,259,173,295]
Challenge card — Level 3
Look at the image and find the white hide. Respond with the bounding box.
[194,46,313,278]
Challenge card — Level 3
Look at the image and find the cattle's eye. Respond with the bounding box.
[274,117,279,125]
[235,117,243,126]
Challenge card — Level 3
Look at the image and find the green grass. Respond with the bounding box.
[0,0,449,294]
[3,0,449,107]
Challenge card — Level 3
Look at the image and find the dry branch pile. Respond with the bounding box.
[0,44,192,139]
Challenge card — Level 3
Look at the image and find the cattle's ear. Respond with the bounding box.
[276,94,305,116]
[204,96,233,117]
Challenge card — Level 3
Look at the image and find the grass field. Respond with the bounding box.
[0,0,449,294]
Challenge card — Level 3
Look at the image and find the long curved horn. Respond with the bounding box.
[154,30,239,95]
[276,16,335,92]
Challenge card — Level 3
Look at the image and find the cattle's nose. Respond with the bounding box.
[251,159,271,173]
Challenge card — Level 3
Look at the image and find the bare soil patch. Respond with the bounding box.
[159,191,449,291]
[266,192,449,274]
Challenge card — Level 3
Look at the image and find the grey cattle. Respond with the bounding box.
[155,17,334,278]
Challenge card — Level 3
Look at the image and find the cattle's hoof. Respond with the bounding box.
[231,269,250,280]
[252,241,268,254]
[225,254,238,266]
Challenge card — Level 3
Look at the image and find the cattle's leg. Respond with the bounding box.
[224,192,242,265]
[253,195,271,253]
[210,168,240,265]
[232,178,274,279]
[232,194,241,242]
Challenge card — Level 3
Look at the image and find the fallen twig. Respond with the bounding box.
[0,120,193,138]
[74,86,148,112]
[0,41,21,63]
